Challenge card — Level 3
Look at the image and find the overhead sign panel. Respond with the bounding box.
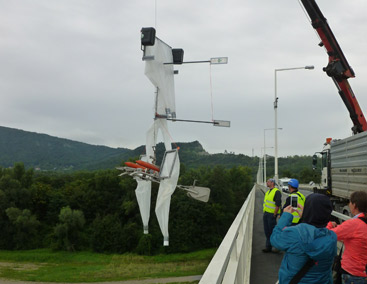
[214,120,231,127]
[210,57,228,65]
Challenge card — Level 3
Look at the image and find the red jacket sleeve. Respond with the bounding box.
[327,219,355,241]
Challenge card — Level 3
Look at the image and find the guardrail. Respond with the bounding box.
[298,183,314,191]
[199,184,256,284]
[200,183,349,284]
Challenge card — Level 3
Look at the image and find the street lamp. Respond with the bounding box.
[262,146,274,185]
[264,128,282,183]
[274,65,314,184]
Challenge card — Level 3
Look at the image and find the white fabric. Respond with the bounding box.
[146,119,172,163]
[139,35,179,246]
[134,178,151,234]
[134,155,151,234]
[147,119,178,245]
[155,152,180,246]
[144,38,176,117]
[137,119,177,241]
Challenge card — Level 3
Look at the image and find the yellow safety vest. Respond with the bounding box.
[289,191,306,224]
[263,187,281,214]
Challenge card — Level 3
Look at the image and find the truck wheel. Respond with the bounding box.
[342,205,352,217]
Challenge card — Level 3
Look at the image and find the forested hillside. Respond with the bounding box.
[0,126,131,170]
[0,126,320,255]
[0,126,318,183]
[0,163,252,254]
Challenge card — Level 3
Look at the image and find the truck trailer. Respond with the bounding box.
[312,133,367,215]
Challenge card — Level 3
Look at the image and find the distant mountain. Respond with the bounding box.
[0,126,314,178]
[0,126,227,171]
[0,126,132,171]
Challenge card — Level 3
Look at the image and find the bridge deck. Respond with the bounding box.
[250,187,283,284]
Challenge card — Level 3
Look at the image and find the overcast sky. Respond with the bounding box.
[1,0,366,158]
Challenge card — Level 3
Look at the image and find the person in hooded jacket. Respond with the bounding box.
[271,193,337,284]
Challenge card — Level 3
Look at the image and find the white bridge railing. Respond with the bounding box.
[199,184,256,284]
[199,183,349,284]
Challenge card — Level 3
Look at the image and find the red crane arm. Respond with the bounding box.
[300,0,367,134]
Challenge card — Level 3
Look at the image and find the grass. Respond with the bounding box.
[0,248,215,283]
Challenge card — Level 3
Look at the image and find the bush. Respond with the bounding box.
[53,206,85,251]
[136,234,153,255]
[5,207,40,249]
[91,214,124,253]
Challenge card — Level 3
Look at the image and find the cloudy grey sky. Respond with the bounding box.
[1,0,366,158]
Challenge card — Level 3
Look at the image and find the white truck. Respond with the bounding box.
[312,132,367,215]
[278,178,291,193]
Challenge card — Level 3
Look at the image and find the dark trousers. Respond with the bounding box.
[263,212,277,250]
[342,274,367,284]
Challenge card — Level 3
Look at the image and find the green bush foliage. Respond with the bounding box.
[53,206,85,251]
[0,155,317,254]
[136,234,153,255]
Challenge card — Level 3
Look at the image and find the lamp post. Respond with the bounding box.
[262,146,274,185]
[264,128,282,183]
[274,65,314,184]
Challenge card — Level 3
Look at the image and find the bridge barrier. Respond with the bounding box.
[200,183,350,283]
[199,184,256,284]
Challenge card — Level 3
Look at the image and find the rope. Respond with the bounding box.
[155,0,158,29]
[297,0,323,45]
[209,63,214,122]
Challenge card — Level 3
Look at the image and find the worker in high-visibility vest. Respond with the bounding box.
[263,178,282,253]
[282,179,306,225]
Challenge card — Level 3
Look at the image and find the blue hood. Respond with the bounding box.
[271,213,337,284]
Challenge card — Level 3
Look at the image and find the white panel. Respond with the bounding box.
[144,38,176,117]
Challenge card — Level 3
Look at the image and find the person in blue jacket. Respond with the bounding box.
[271,193,337,284]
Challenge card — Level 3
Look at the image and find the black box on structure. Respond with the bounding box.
[141,27,156,46]
[172,48,184,64]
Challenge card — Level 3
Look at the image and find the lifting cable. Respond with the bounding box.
[297,0,323,47]
[209,63,214,122]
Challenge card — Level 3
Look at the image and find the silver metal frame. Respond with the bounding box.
[159,149,178,179]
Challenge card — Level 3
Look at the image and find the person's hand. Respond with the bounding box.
[295,203,304,218]
[330,221,337,228]
[283,205,293,214]
[284,204,304,215]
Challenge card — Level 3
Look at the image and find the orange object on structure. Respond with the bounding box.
[326,138,332,144]
[125,162,147,170]
[136,160,160,172]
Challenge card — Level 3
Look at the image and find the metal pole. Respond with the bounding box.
[264,128,282,183]
[260,147,265,185]
[274,65,314,184]
[274,71,278,184]
[264,130,266,183]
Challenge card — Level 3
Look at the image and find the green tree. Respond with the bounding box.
[280,169,294,178]
[90,214,124,253]
[228,166,252,211]
[299,167,321,183]
[5,207,40,249]
[136,234,153,255]
[53,206,85,251]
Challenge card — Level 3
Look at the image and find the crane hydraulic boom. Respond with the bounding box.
[300,0,367,134]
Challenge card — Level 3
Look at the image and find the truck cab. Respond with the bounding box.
[278,178,291,193]
[312,139,332,195]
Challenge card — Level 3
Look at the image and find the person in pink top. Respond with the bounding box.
[327,191,367,284]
